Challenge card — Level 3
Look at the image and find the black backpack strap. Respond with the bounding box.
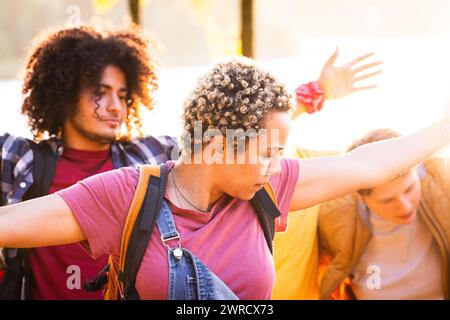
[121,163,169,300]
[83,264,110,292]
[0,248,27,299]
[250,188,281,255]
[24,139,58,199]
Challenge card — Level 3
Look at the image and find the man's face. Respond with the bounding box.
[65,65,128,148]
[362,169,422,225]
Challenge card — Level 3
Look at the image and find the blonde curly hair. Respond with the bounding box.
[181,57,293,154]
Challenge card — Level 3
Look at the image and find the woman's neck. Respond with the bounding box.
[168,162,224,212]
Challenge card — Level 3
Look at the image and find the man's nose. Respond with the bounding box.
[107,94,124,115]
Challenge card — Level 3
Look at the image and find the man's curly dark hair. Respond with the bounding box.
[21,25,158,141]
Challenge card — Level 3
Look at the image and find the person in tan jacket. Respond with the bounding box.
[318,128,450,300]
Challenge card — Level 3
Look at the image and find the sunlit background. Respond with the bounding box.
[1,0,450,155]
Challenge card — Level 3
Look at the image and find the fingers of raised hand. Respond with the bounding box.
[352,61,383,74]
[348,52,376,66]
[353,70,383,82]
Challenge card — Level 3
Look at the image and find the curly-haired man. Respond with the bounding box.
[0,26,178,300]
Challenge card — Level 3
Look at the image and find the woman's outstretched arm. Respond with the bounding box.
[0,194,85,248]
[289,119,449,211]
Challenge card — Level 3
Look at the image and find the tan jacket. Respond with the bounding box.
[318,157,450,300]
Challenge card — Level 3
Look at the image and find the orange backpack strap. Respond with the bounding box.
[118,165,161,269]
[104,164,163,300]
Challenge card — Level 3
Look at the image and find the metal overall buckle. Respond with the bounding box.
[161,233,183,260]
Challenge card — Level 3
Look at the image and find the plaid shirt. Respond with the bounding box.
[0,133,179,206]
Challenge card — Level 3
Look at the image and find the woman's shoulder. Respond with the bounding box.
[268,157,300,215]
[269,157,299,190]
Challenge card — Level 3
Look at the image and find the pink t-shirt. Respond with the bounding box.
[58,158,299,299]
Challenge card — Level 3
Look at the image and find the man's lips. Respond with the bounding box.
[101,119,121,126]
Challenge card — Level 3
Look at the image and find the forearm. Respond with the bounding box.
[350,120,450,188]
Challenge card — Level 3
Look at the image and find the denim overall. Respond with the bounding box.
[156,200,238,300]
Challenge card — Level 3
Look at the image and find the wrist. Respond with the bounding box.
[291,102,307,120]
[294,81,325,115]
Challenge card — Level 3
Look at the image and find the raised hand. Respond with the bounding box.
[318,47,383,100]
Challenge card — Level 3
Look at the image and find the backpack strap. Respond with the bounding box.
[250,184,281,255]
[104,163,168,300]
[24,139,58,200]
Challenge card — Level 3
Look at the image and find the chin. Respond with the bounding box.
[97,129,120,141]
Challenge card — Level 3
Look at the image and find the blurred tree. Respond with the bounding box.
[93,0,119,12]
[92,0,141,25]
[191,0,241,58]
[129,0,141,25]
[241,0,253,58]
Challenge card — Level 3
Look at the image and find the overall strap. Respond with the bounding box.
[157,200,181,246]
[158,200,238,300]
